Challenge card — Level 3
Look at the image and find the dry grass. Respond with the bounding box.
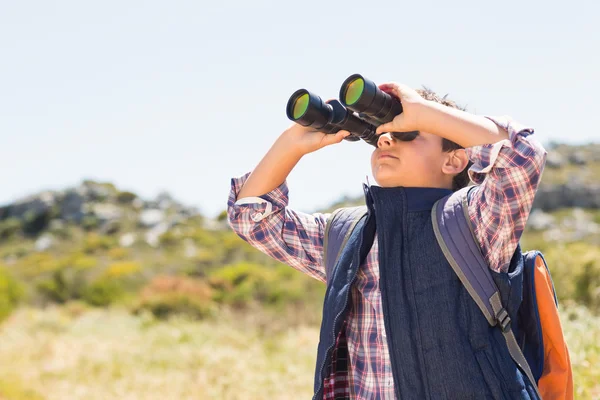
[0,306,319,400]
[0,304,598,399]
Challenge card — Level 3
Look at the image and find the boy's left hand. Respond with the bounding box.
[375,82,426,134]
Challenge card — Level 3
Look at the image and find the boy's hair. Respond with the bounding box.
[415,87,473,191]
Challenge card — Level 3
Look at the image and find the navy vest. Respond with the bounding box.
[313,185,539,399]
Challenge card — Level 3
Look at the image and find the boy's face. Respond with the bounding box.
[371,132,454,189]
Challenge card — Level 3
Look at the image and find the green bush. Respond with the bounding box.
[36,268,87,304]
[0,267,24,322]
[22,209,52,235]
[82,278,125,306]
[116,190,137,204]
[81,261,143,306]
[0,217,22,240]
[82,215,99,231]
[540,242,600,311]
[83,233,117,253]
[209,262,324,309]
[132,275,213,320]
[217,210,228,222]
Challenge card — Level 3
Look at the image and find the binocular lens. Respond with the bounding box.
[344,78,364,106]
[292,93,310,119]
[340,73,403,124]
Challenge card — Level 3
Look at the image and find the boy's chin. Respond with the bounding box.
[372,174,405,188]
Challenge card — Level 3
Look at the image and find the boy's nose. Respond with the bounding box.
[377,133,394,148]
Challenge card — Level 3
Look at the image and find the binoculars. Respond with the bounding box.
[286,74,419,147]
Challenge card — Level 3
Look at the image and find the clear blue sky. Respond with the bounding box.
[1,1,598,217]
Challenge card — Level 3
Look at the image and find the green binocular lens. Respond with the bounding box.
[340,73,403,124]
[292,93,310,120]
[344,77,365,106]
[286,89,330,129]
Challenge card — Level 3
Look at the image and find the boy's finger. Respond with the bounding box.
[378,83,402,100]
[327,130,351,145]
[376,122,393,134]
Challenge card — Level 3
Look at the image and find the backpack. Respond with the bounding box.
[323,186,573,399]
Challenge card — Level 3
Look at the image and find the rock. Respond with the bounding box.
[145,222,170,247]
[3,191,56,220]
[35,234,54,252]
[119,233,137,248]
[60,190,85,222]
[546,153,565,169]
[48,219,65,232]
[99,219,121,235]
[92,204,122,222]
[132,198,145,210]
[156,191,175,210]
[183,238,197,258]
[139,209,165,228]
[568,152,587,165]
[533,183,600,211]
[78,181,114,201]
[528,210,555,230]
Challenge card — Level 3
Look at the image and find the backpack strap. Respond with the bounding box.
[323,206,368,281]
[431,186,541,398]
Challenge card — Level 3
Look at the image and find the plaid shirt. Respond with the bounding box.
[227,116,547,399]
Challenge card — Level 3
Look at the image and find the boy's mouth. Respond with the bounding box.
[378,152,398,160]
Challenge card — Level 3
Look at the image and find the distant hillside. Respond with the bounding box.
[0,142,598,326]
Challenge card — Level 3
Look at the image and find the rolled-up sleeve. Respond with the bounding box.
[227,172,329,282]
[466,116,547,273]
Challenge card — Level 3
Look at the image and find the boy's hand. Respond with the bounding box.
[375,82,426,134]
[283,123,351,156]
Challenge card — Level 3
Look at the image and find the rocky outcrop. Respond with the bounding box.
[0,180,200,240]
[534,183,600,211]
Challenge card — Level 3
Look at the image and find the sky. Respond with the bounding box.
[1,0,599,218]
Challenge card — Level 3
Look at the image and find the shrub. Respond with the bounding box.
[0,267,24,322]
[108,247,129,260]
[83,233,116,253]
[80,261,143,306]
[132,275,213,320]
[82,278,125,306]
[217,210,228,222]
[82,215,99,231]
[209,262,324,309]
[0,217,22,240]
[104,261,142,278]
[36,268,86,304]
[540,242,600,311]
[22,209,52,235]
[116,191,137,204]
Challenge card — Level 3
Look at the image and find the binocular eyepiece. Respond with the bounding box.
[286,74,419,147]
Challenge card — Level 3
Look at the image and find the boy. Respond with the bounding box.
[227,81,547,399]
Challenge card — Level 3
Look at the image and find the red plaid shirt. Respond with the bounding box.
[227,116,547,399]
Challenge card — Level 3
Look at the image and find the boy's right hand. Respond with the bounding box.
[283,123,351,156]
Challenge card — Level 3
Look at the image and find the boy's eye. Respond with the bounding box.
[391,131,419,142]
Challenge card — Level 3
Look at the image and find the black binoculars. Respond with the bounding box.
[286,74,419,147]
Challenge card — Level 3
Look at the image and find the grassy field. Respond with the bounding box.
[0,303,598,400]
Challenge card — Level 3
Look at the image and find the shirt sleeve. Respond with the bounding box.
[466,116,547,273]
[226,172,329,283]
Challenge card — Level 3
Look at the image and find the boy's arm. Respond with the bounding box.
[228,124,350,283]
[415,103,547,273]
[464,117,547,273]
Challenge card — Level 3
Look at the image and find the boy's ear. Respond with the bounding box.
[441,149,469,176]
